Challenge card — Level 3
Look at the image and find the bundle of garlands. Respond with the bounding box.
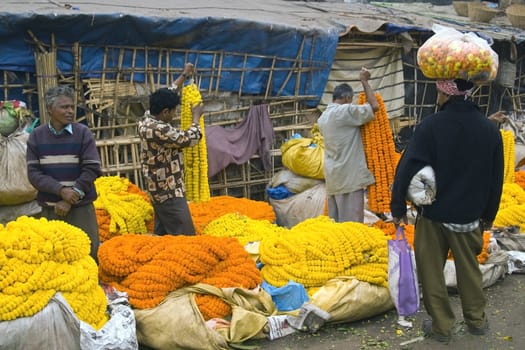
[0,216,108,329]
[494,182,525,232]
[359,92,401,214]
[181,82,210,202]
[98,234,261,320]
[189,195,276,234]
[203,212,288,246]
[258,216,390,291]
[94,176,154,242]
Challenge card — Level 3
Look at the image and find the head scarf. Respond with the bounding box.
[436,79,473,98]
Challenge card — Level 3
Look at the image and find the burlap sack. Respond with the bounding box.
[309,277,394,323]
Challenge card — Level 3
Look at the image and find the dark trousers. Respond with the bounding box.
[414,215,486,336]
[37,203,100,264]
[153,197,196,235]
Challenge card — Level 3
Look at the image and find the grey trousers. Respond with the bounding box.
[153,197,196,235]
[327,189,365,223]
[414,215,486,336]
[38,203,100,264]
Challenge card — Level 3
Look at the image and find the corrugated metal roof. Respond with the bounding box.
[3,1,523,42]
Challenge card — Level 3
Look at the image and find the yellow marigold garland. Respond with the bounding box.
[181,83,210,202]
[501,129,515,184]
[190,195,276,235]
[94,176,154,241]
[494,182,525,231]
[202,212,287,246]
[358,92,400,213]
[0,216,108,329]
[259,216,389,290]
[98,234,261,320]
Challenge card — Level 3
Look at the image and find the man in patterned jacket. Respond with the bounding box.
[138,63,204,235]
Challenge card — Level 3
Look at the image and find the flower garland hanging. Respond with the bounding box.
[190,195,276,234]
[98,234,261,320]
[259,216,390,290]
[0,216,108,329]
[181,82,210,202]
[94,176,154,242]
[358,92,400,213]
[501,129,515,184]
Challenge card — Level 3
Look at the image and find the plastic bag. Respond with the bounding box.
[417,24,499,82]
[407,165,436,206]
[388,226,420,317]
[308,276,393,323]
[280,126,324,180]
[261,280,309,312]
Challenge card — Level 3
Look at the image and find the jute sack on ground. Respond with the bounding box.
[444,250,509,289]
[308,276,394,323]
[0,130,37,205]
[269,183,326,228]
[134,284,275,350]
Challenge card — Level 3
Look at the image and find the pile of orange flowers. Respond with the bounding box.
[359,92,400,213]
[98,234,261,320]
[516,170,525,190]
[189,196,276,234]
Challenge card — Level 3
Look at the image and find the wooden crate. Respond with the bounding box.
[96,136,143,188]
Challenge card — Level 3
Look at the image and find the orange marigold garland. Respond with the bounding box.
[373,220,415,249]
[98,234,262,320]
[358,92,400,213]
[516,170,525,190]
[190,195,276,235]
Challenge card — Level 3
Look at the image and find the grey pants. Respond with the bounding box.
[37,203,100,264]
[414,215,486,336]
[327,189,365,223]
[153,197,196,235]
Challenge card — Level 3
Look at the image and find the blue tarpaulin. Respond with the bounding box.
[0,12,339,106]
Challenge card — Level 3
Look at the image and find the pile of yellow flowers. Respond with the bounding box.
[0,216,108,329]
[259,216,389,290]
[94,176,154,241]
[203,212,287,246]
[190,195,276,234]
[501,129,515,184]
[181,83,210,202]
[494,183,525,231]
[359,92,400,213]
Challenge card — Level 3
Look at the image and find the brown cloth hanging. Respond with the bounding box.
[206,104,274,178]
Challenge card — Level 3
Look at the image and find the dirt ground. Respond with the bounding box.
[247,272,525,350]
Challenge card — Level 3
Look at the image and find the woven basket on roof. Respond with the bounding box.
[506,4,525,29]
[468,2,500,23]
[453,1,470,17]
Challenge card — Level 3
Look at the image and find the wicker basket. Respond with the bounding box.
[468,2,500,23]
[506,4,525,29]
[453,1,470,16]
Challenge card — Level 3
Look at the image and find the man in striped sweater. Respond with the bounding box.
[27,85,102,263]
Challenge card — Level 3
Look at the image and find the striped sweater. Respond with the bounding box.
[26,123,102,207]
